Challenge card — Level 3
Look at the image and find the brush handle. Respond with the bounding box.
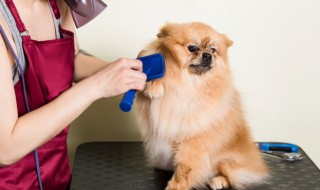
[257,143,299,153]
[119,90,136,112]
[119,53,165,112]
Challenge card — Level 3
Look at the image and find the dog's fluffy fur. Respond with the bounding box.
[135,22,268,190]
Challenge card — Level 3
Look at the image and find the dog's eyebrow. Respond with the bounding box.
[201,37,214,48]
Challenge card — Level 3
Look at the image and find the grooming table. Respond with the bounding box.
[70,142,320,190]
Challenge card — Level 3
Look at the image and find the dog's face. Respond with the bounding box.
[155,22,233,75]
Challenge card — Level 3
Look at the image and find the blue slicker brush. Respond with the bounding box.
[119,53,166,112]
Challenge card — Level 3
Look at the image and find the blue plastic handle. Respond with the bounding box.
[119,90,137,112]
[257,143,299,153]
[119,53,165,112]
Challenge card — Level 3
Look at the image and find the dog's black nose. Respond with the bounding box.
[202,52,212,61]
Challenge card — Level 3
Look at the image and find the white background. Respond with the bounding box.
[68,0,320,168]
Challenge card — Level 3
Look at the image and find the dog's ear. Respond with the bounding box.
[157,23,174,38]
[221,34,233,47]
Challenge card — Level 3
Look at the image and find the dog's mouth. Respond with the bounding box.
[189,61,212,75]
[188,52,214,75]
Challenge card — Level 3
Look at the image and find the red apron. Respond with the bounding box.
[0,0,75,189]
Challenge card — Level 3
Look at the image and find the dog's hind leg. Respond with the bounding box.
[209,159,268,190]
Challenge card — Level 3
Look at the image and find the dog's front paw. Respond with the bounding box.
[209,176,230,190]
[143,81,164,99]
[165,179,188,190]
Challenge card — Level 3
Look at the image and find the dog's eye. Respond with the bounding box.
[187,45,199,53]
[211,48,216,53]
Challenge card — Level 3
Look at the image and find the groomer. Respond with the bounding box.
[0,0,146,189]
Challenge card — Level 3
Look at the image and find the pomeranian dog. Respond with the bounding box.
[135,22,268,190]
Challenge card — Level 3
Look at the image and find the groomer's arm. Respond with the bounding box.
[0,2,145,166]
[59,1,110,82]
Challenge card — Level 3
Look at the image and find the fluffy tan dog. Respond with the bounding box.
[135,22,268,190]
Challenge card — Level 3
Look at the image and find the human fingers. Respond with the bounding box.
[127,59,143,72]
[128,69,147,80]
[127,73,147,89]
[126,80,145,91]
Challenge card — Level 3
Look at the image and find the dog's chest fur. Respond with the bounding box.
[143,71,234,169]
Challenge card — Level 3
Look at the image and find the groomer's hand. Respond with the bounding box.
[91,58,147,99]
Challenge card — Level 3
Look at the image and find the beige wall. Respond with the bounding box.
[68,0,320,168]
[68,96,142,166]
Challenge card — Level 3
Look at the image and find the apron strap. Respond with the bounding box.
[48,0,62,39]
[4,0,27,34]
[0,0,27,83]
[5,0,61,35]
[48,0,61,21]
